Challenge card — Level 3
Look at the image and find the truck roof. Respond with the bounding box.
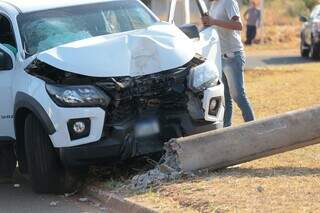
[0,0,120,13]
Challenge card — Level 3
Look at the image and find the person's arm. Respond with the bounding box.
[257,10,262,28]
[202,16,243,31]
[243,9,249,21]
[202,0,243,31]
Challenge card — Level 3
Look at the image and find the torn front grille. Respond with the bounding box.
[96,66,190,124]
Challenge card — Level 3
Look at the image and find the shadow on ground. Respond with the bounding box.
[262,56,312,66]
[204,166,320,179]
[246,54,315,69]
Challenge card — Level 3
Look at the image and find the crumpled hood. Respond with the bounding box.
[36,22,195,77]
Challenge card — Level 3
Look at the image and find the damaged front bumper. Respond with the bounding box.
[57,80,224,167]
[26,56,224,167]
[59,115,223,167]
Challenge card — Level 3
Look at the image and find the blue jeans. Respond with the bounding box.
[222,51,255,127]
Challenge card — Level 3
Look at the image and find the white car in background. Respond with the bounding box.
[0,0,224,193]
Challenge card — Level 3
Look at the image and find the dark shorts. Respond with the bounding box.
[246,25,257,45]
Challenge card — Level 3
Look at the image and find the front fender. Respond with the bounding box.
[14,92,56,135]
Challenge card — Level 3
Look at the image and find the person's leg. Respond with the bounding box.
[222,71,233,127]
[245,25,251,45]
[222,52,255,123]
[247,26,255,45]
[252,26,257,43]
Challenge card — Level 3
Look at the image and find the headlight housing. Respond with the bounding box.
[46,84,110,107]
[188,62,219,92]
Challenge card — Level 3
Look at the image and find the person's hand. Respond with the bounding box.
[202,16,215,27]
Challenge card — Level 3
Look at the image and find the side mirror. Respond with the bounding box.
[300,16,308,22]
[179,24,200,39]
[0,49,13,71]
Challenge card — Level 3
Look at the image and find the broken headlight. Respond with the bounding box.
[46,84,110,107]
[188,62,219,92]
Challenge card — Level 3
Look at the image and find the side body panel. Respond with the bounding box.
[0,5,32,139]
[0,46,15,139]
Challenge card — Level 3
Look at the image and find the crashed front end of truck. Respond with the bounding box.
[24,24,224,167]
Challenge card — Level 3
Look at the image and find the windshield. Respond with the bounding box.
[17,1,157,56]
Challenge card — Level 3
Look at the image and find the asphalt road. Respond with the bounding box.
[0,174,106,213]
[246,51,311,69]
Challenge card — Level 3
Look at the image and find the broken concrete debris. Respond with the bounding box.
[78,197,89,202]
[13,184,20,188]
[131,141,184,190]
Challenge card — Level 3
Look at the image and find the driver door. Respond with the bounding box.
[167,0,222,76]
[0,14,16,140]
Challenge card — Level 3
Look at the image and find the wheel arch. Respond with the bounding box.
[14,92,56,173]
[14,92,56,136]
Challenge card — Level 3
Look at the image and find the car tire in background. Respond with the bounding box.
[24,113,84,194]
[300,41,310,58]
[310,38,320,60]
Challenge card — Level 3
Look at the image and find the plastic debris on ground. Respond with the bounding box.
[13,184,20,188]
[78,197,89,202]
[49,201,58,207]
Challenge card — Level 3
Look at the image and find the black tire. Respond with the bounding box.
[310,40,320,60]
[24,113,83,194]
[0,144,16,178]
[300,41,310,58]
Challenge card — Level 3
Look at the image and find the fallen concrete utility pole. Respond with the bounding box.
[170,105,320,172]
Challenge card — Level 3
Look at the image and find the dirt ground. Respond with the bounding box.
[114,59,320,213]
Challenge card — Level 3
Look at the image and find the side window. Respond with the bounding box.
[148,0,208,29]
[0,48,13,70]
[189,0,205,29]
[148,0,171,21]
[172,0,208,30]
[0,15,17,55]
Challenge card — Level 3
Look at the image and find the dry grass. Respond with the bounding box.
[122,62,320,213]
[235,63,320,123]
[243,25,300,52]
[241,0,302,51]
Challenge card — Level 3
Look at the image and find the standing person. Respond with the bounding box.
[202,0,255,127]
[244,1,261,45]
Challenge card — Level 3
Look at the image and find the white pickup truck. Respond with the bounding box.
[0,0,224,193]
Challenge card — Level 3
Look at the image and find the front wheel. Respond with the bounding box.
[24,114,84,194]
[310,40,320,60]
[300,41,310,58]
